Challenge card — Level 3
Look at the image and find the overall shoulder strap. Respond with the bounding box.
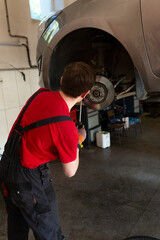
[23,115,72,132]
[17,89,49,124]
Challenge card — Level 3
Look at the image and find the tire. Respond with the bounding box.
[124,237,160,240]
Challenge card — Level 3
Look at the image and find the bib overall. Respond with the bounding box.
[0,89,71,240]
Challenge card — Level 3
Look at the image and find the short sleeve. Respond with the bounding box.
[53,121,79,163]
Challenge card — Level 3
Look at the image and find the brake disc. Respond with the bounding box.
[83,75,115,110]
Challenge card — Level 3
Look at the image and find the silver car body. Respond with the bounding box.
[37,0,160,109]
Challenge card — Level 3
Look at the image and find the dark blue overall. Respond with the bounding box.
[0,89,71,240]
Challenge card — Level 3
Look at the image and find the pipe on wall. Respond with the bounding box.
[0,42,22,46]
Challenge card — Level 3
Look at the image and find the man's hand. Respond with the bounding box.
[78,126,86,148]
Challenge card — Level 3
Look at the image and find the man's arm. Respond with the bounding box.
[61,125,86,178]
[62,149,79,177]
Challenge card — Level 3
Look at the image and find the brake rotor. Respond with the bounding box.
[83,75,115,110]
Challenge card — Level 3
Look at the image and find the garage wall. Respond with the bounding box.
[0,0,38,69]
[0,68,40,155]
[0,0,76,156]
[64,0,77,6]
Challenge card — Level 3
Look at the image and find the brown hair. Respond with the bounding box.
[61,62,96,98]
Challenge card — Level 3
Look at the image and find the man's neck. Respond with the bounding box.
[59,90,82,111]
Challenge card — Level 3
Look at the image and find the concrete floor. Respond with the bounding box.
[0,116,160,240]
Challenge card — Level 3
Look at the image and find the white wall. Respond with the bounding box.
[0,68,40,155]
[0,0,40,155]
[0,0,39,69]
[64,0,77,7]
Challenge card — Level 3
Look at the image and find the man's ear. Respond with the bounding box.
[81,90,90,99]
[60,76,63,85]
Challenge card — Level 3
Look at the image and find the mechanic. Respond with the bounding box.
[0,62,96,240]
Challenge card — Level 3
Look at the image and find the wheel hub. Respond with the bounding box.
[83,75,115,110]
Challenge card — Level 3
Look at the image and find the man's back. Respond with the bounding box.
[12,88,78,168]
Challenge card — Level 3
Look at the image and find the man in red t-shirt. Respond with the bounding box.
[0,62,95,240]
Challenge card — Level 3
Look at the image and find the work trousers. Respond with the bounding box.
[1,164,65,240]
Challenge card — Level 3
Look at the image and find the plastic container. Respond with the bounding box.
[96,131,111,148]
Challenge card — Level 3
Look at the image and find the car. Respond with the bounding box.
[36,0,160,110]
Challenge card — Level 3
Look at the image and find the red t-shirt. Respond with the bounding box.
[11,88,79,169]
